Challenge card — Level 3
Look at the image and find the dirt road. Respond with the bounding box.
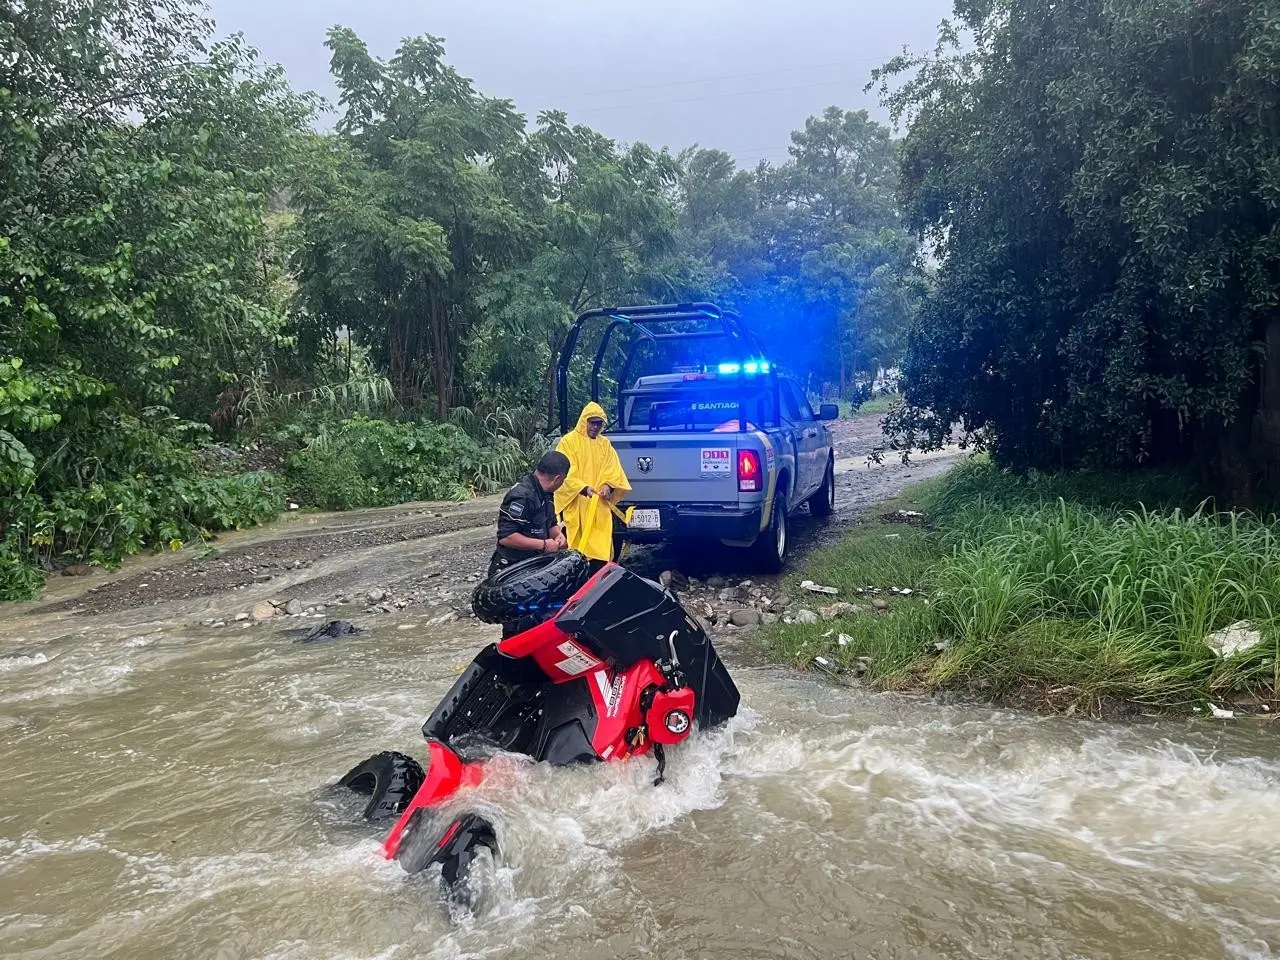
[10,413,962,635]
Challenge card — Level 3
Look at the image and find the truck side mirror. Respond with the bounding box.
[818,403,839,421]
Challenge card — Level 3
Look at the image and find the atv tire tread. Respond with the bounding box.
[337,750,424,822]
[471,551,591,624]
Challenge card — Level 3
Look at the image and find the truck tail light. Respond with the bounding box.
[738,449,762,492]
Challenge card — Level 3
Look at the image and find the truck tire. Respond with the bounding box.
[336,750,424,822]
[808,457,835,519]
[471,551,592,624]
[751,489,789,573]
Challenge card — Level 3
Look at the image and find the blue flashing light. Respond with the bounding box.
[717,360,770,376]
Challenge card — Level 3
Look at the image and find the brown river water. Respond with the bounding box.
[2,435,1277,959]
[3,613,1277,960]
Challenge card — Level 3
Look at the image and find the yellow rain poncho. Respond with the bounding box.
[554,402,632,562]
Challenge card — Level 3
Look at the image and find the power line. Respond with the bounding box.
[533,54,891,102]
[570,76,870,116]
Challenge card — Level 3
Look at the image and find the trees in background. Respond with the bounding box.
[875,0,1280,504]
[0,3,916,596]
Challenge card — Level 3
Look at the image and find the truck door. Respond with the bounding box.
[781,380,822,498]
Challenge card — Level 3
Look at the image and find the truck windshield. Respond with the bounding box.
[622,386,777,432]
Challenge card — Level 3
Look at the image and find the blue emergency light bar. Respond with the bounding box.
[717,361,770,375]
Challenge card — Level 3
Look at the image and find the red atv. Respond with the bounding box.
[335,553,741,903]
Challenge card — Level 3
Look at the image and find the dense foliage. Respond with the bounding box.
[875,0,1280,505]
[0,1,916,598]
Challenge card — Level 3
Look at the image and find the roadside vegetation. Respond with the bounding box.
[763,459,1279,717]
[0,0,915,599]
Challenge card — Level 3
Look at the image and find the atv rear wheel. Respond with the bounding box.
[336,751,424,822]
[471,550,591,624]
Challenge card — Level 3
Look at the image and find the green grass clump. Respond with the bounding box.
[764,459,1280,715]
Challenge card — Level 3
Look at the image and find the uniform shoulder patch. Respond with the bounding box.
[506,500,525,518]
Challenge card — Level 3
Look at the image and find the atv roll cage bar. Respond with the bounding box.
[555,302,781,435]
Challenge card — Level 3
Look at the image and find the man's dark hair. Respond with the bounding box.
[536,450,570,477]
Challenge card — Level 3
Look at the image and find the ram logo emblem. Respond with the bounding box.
[637,456,653,473]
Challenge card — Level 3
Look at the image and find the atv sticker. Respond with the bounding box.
[592,670,626,718]
[554,640,601,676]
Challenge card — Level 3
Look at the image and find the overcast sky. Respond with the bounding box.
[204,0,953,166]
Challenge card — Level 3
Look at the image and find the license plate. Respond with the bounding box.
[630,509,661,531]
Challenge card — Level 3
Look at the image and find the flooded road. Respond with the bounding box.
[3,423,1277,959]
[3,616,1277,960]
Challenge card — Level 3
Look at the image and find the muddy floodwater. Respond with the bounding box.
[4,613,1278,960]
[2,424,1277,959]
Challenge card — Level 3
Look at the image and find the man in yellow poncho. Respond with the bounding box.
[554,402,632,567]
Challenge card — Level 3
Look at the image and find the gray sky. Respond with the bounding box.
[205,0,953,165]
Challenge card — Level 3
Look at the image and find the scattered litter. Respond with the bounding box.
[837,633,852,647]
[1208,703,1235,720]
[1205,621,1265,658]
[811,655,843,681]
[289,502,299,511]
[800,580,839,595]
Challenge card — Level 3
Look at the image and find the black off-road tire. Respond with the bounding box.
[808,457,835,519]
[337,751,424,822]
[471,550,592,624]
[751,489,789,574]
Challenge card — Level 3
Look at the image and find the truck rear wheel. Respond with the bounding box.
[808,457,835,519]
[751,489,788,573]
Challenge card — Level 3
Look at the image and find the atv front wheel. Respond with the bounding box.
[336,751,424,822]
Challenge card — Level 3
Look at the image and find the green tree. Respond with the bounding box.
[292,27,540,417]
[1,0,307,593]
[674,110,916,397]
[875,0,1280,503]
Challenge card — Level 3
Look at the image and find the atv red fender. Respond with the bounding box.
[382,741,484,861]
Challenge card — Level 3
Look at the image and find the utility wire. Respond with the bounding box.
[570,76,869,116]
[533,54,891,102]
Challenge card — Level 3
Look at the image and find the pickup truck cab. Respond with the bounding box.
[555,303,838,571]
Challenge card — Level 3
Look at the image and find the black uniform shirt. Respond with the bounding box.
[492,472,556,569]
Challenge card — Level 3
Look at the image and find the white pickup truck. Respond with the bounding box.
[555,303,838,571]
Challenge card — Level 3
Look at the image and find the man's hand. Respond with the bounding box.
[600,483,614,500]
[581,486,596,498]
[552,529,568,549]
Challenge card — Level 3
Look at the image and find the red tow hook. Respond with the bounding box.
[382,741,484,861]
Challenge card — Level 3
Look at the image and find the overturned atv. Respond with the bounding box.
[336,552,741,904]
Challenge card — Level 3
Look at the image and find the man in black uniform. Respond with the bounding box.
[489,451,571,637]
[490,450,570,574]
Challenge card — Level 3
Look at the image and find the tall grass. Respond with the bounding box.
[765,460,1280,713]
